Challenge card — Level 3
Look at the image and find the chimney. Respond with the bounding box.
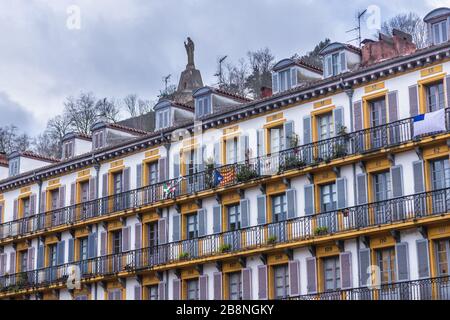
[361,29,417,67]
[260,86,273,98]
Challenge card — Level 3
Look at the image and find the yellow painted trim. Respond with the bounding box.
[266,113,284,123]
[418,73,447,114]
[110,159,124,169]
[370,233,396,249]
[420,65,443,78]
[311,105,336,143]
[364,82,385,94]
[313,99,333,109]
[263,118,286,129]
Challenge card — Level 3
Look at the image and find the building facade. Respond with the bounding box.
[0,7,450,301]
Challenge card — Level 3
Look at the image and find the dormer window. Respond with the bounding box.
[324,51,346,78]
[93,131,104,150]
[432,20,448,44]
[271,59,323,94]
[156,108,171,130]
[424,8,450,46]
[196,96,211,118]
[62,141,74,159]
[9,158,19,177]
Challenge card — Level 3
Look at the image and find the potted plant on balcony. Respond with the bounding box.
[236,164,259,183]
[267,235,278,245]
[314,226,329,236]
[204,157,215,188]
[178,252,189,260]
[278,154,305,174]
[333,125,350,158]
[219,243,232,253]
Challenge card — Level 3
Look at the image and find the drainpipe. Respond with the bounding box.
[92,154,100,300]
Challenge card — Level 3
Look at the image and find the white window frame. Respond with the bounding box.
[432,20,448,45]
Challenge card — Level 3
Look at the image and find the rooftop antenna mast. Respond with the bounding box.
[346,9,367,48]
[214,55,228,86]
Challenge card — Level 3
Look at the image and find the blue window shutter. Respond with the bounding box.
[239,135,249,162]
[89,177,96,201]
[257,265,268,300]
[122,226,131,252]
[359,248,371,287]
[213,272,223,300]
[134,285,142,300]
[336,177,347,209]
[257,195,267,225]
[68,238,75,263]
[173,214,181,241]
[158,158,167,182]
[9,252,15,273]
[213,142,221,167]
[30,194,36,215]
[57,240,65,265]
[257,129,265,157]
[446,75,450,108]
[284,121,295,149]
[172,279,181,300]
[416,239,430,279]
[390,165,404,197]
[70,182,76,206]
[240,199,250,228]
[333,107,344,135]
[356,174,368,205]
[173,153,180,178]
[135,223,142,249]
[396,242,410,281]
[304,184,315,216]
[413,161,425,193]
[158,281,167,300]
[158,218,167,244]
[59,185,66,208]
[339,51,346,73]
[306,257,317,294]
[272,73,279,93]
[303,116,312,144]
[13,199,18,220]
[286,189,297,219]
[27,247,35,271]
[213,205,222,234]
[199,274,208,300]
[388,91,399,121]
[37,245,44,269]
[353,101,363,131]
[242,268,252,300]
[100,231,107,256]
[123,167,131,192]
[198,209,207,237]
[340,252,352,289]
[409,85,419,117]
[88,232,98,258]
[102,173,108,197]
[136,164,142,188]
[289,260,300,296]
[40,191,46,214]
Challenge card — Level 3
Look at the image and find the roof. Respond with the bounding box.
[9,151,59,164]
[154,99,194,112]
[273,58,323,73]
[424,7,450,23]
[193,86,253,103]
[319,42,362,56]
[62,132,92,142]
[91,121,149,136]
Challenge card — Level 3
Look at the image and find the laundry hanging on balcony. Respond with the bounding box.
[413,108,446,137]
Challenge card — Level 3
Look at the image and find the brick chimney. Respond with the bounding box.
[260,86,273,98]
[361,29,417,67]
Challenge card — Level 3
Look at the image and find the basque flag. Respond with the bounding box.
[413,108,446,137]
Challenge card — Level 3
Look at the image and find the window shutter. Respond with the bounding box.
[9,252,16,273]
[40,191,46,213]
[340,252,352,289]
[68,238,75,263]
[242,268,252,300]
[257,195,267,225]
[409,85,419,117]
[359,248,371,287]
[240,199,250,228]
[238,135,249,162]
[13,199,18,220]
[333,107,344,135]
[100,231,107,256]
[213,272,223,300]
[339,51,346,73]
[172,214,181,241]
[0,253,6,276]
[88,232,98,258]
[354,100,363,131]
[390,165,404,197]
[27,247,35,271]
[0,204,3,223]
[272,73,279,93]
[37,245,44,269]
[158,158,167,182]
[102,173,108,197]
[326,56,332,77]
[89,177,96,201]
[173,153,180,178]
[59,185,66,208]
[306,257,317,294]
[336,177,347,209]
[172,279,181,300]
[70,182,76,205]
[388,91,399,122]
[288,260,300,297]
[303,116,312,144]
[356,174,368,205]
[123,167,131,192]
[122,226,131,252]
[134,285,142,300]
[396,242,410,281]
[135,223,142,249]
[416,239,430,279]
[290,68,297,87]
[158,281,167,300]
[213,142,221,167]
[30,194,36,215]
[257,129,265,157]
[136,164,142,188]
[413,161,425,193]
[198,209,207,237]
[199,275,208,300]
[304,184,315,216]
[284,120,295,149]
[213,205,222,234]
[257,265,268,300]
[57,240,65,265]
[158,218,167,244]
[286,189,298,219]
[446,75,450,108]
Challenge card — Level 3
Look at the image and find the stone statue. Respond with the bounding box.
[184,37,195,67]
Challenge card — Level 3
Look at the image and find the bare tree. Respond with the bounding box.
[245,48,275,98]
[122,94,154,117]
[220,59,249,96]
[380,13,427,49]
[33,115,72,159]
[64,92,99,135]
[97,97,121,123]
[0,125,31,154]
[299,38,331,68]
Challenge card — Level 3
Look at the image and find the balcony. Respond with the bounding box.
[0,108,449,243]
[0,187,449,296]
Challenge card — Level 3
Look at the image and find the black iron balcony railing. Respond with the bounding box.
[0,187,449,295]
[0,108,449,242]
[289,275,450,300]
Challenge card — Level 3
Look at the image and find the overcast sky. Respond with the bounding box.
[0,0,448,135]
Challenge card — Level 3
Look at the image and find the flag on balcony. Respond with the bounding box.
[213,170,223,186]
[219,167,236,187]
[413,108,446,137]
[162,176,183,199]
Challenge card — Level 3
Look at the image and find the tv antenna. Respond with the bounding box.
[214,55,228,85]
[163,74,171,91]
[346,9,367,48]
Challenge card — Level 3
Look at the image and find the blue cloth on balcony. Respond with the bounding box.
[413,108,446,137]
[213,170,223,186]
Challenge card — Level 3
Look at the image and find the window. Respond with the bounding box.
[430,158,450,190]
[147,222,158,248]
[225,137,238,164]
[370,98,387,127]
[9,158,20,177]
[112,230,122,254]
[377,247,396,284]
[425,81,445,112]
[228,204,241,231]
[317,113,334,141]
[323,256,341,291]
[228,272,242,300]
[48,244,57,267]
[273,264,289,299]
[93,131,104,149]
[79,237,88,261]
[80,181,89,203]
[278,69,292,92]
[373,171,392,201]
[113,172,122,195]
[196,96,211,118]
[272,194,287,222]
[50,189,59,211]
[186,213,198,240]
[186,279,199,300]
[22,197,31,217]
[147,162,158,185]
[436,239,450,276]
[432,20,448,45]
[331,53,340,77]
[19,250,28,272]
[147,285,159,300]
[320,183,337,212]
[108,289,122,300]
[157,109,171,130]
[63,141,74,159]
[270,126,284,154]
